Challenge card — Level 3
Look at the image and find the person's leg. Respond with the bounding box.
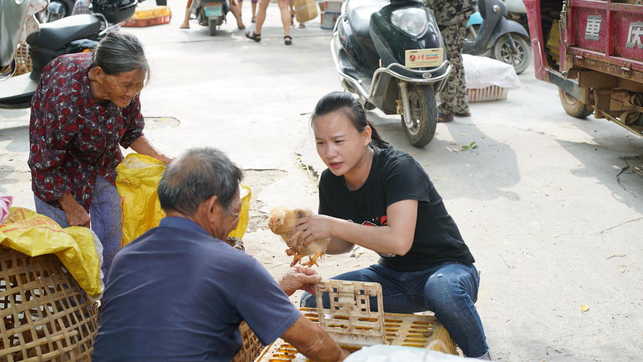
[238,0,243,18]
[423,263,488,358]
[437,22,460,121]
[277,0,292,41]
[300,264,421,313]
[180,0,194,28]
[453,14,472,117]
[89,176,123,280]
[251,0,257,22]
[230,0,245,28]
[252,0,270,36]
[34,196,70,228]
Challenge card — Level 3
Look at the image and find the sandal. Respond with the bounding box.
[245,30,261,42]
[179,24,190,29]
[298,23,305,28]
[284,35,292,45]
[238,24,246,30]
[455,111,471,117]
[251,16,256,23]
[437,112,454,123]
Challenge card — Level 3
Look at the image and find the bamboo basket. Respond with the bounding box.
[0,247,100,362]
[232,322,264,362]
[256,281,458,361]
[14,43,32,77]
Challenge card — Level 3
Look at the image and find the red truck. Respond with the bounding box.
[524,0,643,137]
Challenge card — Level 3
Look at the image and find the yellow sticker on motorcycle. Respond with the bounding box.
[405,49,443,68]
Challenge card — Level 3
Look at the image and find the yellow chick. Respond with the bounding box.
[267,206,330,267]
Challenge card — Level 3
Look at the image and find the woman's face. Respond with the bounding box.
[99,68,146,108]
[313,111,371,177]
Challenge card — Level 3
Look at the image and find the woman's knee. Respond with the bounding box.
[277,0,288,8]
[423,272,466,311]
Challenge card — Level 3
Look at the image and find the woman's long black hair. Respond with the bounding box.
[310,92,391,149]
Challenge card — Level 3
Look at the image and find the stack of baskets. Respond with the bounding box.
[0,247,100,361]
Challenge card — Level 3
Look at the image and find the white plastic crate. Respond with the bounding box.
[466,85,509,103]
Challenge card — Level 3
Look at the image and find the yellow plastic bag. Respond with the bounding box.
[0,207,102,298]
[116,154,167,247]
[116,153,252,247]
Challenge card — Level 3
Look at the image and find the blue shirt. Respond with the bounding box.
[92,217,301,361]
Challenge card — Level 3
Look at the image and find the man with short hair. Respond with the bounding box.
[92,147,347,362]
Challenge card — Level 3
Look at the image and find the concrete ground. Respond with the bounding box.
[1,1,642,360]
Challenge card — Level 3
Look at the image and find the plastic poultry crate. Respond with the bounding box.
[122,6,172,27]
[467,85,509,103]
[256,281,458,361]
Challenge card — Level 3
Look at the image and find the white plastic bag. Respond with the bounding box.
[463,54,521,90]
[345,345,477,362]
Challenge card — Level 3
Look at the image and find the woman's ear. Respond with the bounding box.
[92,66,106,84]
[363,125,372,146]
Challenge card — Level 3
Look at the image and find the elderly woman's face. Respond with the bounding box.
[102,69,146,108]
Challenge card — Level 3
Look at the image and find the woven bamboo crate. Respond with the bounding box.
[256,281,458,361]
[122,6,172,27]
[467,85,509,103]
[14,43,32,77]
[232,321,264,362]
[0,247,100,362]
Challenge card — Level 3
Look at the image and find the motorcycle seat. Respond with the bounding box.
[27,15,101,50]
[346,0,388,41]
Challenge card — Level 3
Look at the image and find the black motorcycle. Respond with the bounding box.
[332,0,451,147]
[463,0,530,74]
[0,0,137,109]
[40,0,78,23]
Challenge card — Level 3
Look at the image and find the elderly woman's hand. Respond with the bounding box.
[278,265,322,296]
[58,193,91,228]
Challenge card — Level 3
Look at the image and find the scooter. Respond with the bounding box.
[41,0,78,23]
[191,0,231,36]
[463,0,530,74]
[0,0,137,109]
[332,0,452,147]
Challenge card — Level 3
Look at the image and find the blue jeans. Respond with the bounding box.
[300,262,488,358]
[34,176,122,281]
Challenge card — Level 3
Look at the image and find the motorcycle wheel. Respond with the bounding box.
[401,84,437,148]
[558,87,593,119]
[208,19,217,36]
[492,34,530,75]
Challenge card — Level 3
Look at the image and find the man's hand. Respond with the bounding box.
[58,193,90,227]
[279,265,322,296]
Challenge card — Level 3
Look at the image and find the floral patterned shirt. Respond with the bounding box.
[28,52,145,211]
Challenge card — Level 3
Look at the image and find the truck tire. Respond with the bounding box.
[558,87,593,118]
[401,84,437,148]
[492,34,530,75]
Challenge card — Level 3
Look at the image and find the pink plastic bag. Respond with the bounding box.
[0,192,13,224]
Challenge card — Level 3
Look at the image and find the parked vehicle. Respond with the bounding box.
[0,0,137,108]
[524,0,643,137]
[40,0,78,23]
[191,0,231,36]
[463,0,531,74]
[331,0,452,147]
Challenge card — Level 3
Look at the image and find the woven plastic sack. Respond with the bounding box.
[0,207,102,298]
[116,153,252,247]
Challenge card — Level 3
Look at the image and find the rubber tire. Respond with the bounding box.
[401,84,437,148]
[208,19,217,36]
[558,87,593,119]
[492,34,530,75]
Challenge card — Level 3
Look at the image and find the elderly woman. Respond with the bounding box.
[28,31,172,278]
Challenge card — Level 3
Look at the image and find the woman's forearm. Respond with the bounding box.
[130,136,172,164]
[330,219,412,256]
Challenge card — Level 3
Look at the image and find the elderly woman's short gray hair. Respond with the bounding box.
[158,148,243,216]
[92,31,150,82]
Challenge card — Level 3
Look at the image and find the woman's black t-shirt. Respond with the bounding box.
[318,147,475,272]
